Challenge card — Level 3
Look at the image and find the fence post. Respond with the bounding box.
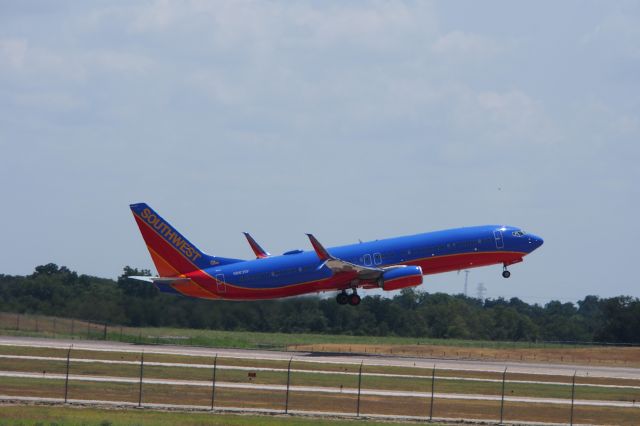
[429,364,436,421]
[356,361,364,417]
[64,346,72,403]
[138,352,144,408]
[285,357,293,414]
[570,370,577,425]
[71,319,75,335]
[210,354,218,410]
[500,367,507,424]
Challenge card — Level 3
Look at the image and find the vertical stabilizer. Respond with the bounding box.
[129,203,241,276]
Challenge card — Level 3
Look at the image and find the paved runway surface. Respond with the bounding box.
[1,336,640,380]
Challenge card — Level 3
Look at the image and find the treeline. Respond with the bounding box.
[1,263,639,343]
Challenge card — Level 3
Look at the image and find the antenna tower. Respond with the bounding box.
[464,270,470,297]
[476,282,486,301]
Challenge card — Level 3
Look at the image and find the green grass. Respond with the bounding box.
[106,325,579,350]
[0,404,432,426]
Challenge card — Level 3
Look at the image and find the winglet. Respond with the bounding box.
[243,232,270,259]
[306,233,333,261]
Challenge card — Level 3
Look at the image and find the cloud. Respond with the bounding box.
[0,38,28,69]
[14,92,85,111]
[186,69,249,105]
[432,31,506,58]
[582,10,640,58]
[88,51,153,75]
[125,0,436,53]
[445,87,559,151]
[129,0,180,33]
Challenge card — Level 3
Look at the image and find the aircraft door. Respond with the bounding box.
[493,230,504,249]
[216,274,226,293]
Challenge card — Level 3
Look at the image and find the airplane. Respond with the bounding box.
[129,203,543,306]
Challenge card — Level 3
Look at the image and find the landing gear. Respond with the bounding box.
[336,290,361,306]
[502,264,511,278]
[349,293,361,306]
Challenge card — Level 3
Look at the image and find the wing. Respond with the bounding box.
[306,234,405,281]
[243,232,271,259]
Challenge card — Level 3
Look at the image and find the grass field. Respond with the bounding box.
[0,404,427,426]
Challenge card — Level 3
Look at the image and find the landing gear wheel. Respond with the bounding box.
[348,293,361,306]
[502,268,511,278]
[336,292,349,305]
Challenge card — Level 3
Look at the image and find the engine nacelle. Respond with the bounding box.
[379,266,423,291]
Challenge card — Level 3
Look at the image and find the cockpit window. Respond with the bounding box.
[512,231,526,237]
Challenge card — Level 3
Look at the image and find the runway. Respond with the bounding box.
[2,336,640,380]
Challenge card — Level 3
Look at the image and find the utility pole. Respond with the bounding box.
[356,361,364,417]
[500,367,507,424]
[138,352,144,408]
[429,364,436,421]
[210,354,218,410]
[570,371,577,425]
[285,357,293,414]
[64,346,72,403]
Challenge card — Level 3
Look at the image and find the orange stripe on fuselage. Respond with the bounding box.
[145,246,219,299]
[172,280,221,299]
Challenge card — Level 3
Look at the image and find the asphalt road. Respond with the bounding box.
[1,336,639,380]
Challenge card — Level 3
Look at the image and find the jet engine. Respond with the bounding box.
[378,266,423,291]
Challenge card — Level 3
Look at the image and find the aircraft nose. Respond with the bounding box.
[528,234,544,250]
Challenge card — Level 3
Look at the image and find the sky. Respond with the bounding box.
[1,1,639,304]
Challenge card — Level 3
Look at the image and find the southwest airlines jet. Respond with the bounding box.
[129,203,543,306]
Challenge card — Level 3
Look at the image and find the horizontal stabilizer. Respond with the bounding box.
[128,276,191,283]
